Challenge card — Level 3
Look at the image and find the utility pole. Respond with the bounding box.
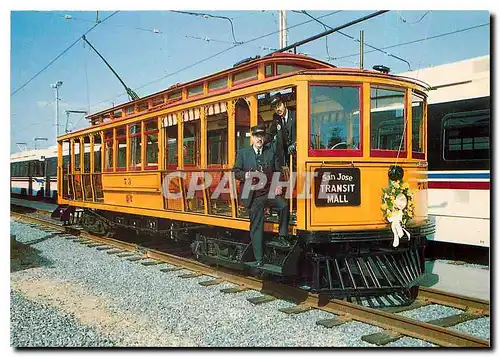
[278,10,287,49]
[51,81,63,143]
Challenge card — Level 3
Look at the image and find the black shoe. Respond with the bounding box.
[275,236,291,247]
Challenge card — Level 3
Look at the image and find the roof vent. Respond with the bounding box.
[372,65,390,74]
[233,55,260,68]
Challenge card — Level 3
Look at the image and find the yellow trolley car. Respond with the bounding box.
[56,53,434,303]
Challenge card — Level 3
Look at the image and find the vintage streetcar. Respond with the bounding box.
[54,52,434,304]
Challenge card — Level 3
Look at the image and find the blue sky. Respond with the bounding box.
[10,10,490,152]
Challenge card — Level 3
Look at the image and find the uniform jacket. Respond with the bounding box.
[265,108,296,166]
[232,143,280,208]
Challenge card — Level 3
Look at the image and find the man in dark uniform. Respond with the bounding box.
[233,124,290,267]
[265,92,296,168]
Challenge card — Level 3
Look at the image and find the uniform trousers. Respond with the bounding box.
[248,193,289,262]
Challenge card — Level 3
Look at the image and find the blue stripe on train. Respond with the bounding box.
[428,172,490,179]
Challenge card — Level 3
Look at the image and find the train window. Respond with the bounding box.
[206,106,228,167]
[129,123,142,170]
[47,157,57,177]
[93,134,102,173]
[309,85,361,154]
[145,119,159,170]
[233,68,257,83]
[265,64,274,77]
[116,127,127,171]
[104,130,113,171]
[370,86,406,155]
[188,85,203,97]
[412,92,425,158]
[183,120,200,167]
[442,110,490,161]
[166,125,178,169]
[277,64,305,75]
[168,90,181,100]
[83,137,91,173]
[73,138,81,171]
[21,162,28,177]
[137,102,148,113]
[235,98,251,153]
[208,77,227,91]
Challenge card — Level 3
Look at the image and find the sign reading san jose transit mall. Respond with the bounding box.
[314,168,361,206]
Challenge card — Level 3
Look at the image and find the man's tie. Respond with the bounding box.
[257,149,261,156]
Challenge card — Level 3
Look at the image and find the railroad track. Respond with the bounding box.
[10,210,490,347]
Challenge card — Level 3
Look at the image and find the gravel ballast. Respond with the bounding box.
[10,219,490,347]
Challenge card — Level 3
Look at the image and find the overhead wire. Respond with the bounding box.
[170,10,241,44]
[87,10,344,110]
[333,22,490,60]
[297,10,412,70]
[11,11,120,96]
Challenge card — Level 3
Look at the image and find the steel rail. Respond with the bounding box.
[11,211,489,347]
[418,287,490,316]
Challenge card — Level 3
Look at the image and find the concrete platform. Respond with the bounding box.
[422,260,490,301]
[11,198,58,213]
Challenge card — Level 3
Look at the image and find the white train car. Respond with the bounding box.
[11,147,59,200]
[399,56,490,248]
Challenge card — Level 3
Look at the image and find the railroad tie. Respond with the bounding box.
[126,256,148,262]
[199,278,224,286]
[362,331,402,346]
[96,246,114,251]
[86,243,106,248]
[160,267,183,273]
[141,260,166,266]
[178,272,202,279]
[247,295,276,305]
[316,315,352,328]
[220,286,248,294]
[426,312,480,328]
[279,305,312,314]
[116,252,135,258]
[106,249,124,255]
[380,299,430,314]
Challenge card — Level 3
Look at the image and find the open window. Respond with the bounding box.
[104,130,114,171]
[144,119,159,170]
[129,123,142,171]
[412,92,425,159]
[116,127,127,171]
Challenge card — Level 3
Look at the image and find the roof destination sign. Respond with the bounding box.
[314,167,361,206]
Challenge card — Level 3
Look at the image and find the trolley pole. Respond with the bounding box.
[51,81,63,143]
[360,30,364,69]
[278,10,287,49]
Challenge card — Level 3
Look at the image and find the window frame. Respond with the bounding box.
[128,122,142,171]
[144,118,159,170]
[411,90,426,160]
[115,127,127,172]
[441,109,490,162]
[369,85,408,158]
[308,82,364,158]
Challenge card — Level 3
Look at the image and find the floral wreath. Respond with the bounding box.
[381,166,415,247]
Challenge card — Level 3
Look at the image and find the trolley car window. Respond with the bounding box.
[84,137,91,173]
[233,68,257,83]
[208,78,227,91]
[188,85,203,97]
[412,92,425,156]
[443,110,490,161]
[207,112,228,166]
[104,130,113,171]
[129,123,142,170]
[116,127,127,170]
[236,98,251,152]
[183,121,200,167]
[370,87,406,152]
[94,134,102,173]
[309,85,360,152]
[277,64,305,75]
[145,119,159,170]
[166,125,178,168]
[73,138,81,171]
